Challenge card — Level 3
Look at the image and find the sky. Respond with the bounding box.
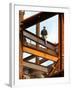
[23,11,58,66]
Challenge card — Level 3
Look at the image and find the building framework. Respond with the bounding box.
[19,10,64,79]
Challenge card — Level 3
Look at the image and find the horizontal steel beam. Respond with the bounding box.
[24,43,57,57]
[23,30,56,50]
[23,54,46,64]
[23,55,35,61]
[23,46,58,62]
[22,61,48,73]
[21,12,60,28]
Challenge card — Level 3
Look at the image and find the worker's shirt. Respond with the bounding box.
[41,29,48,36]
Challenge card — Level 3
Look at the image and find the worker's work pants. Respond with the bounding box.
[42,35,47,45]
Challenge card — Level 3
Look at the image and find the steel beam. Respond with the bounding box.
[23,55,35,61]
[24,43,57,57]
[23,46,58,62]
[21,12,61,28]
[22,61,48,73]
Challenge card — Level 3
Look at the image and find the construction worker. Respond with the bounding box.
[41,26,48,45]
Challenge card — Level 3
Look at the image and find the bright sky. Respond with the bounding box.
[23,11,58,66]
[24,11,38,20]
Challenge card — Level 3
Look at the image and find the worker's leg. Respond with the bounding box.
[42,35,44,40]
[42,35,47,45]
[44,36,47,45]
[42,36,46,45]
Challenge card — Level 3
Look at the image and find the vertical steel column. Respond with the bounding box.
[58,14,64,71]
[19,10,24,79]
[36,23,40,64]
[61,14,64,70]
[62,14,64,70]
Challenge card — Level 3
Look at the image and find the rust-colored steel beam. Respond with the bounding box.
[23,46,58,62]
[19,10,24,79]
[23,55,47,64]
[24,43,57,57]
[22,61,48,73]
[58,14,64,71]
[21,12,61,28]
[36,23,40,64]
[23,55,35,61]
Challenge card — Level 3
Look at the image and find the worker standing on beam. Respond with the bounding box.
[41,26,48,45]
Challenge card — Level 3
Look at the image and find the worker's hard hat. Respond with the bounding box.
[43,26,46,28]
